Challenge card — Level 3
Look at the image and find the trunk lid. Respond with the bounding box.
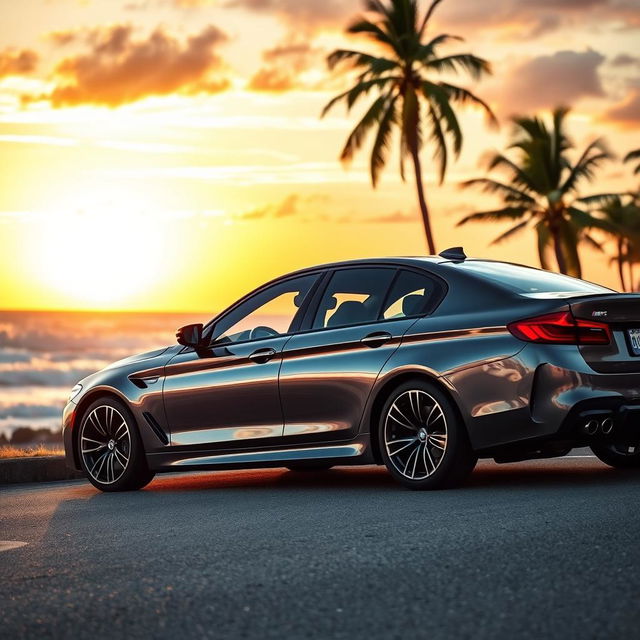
[570,294,640,373]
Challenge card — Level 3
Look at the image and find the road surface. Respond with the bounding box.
[2,455,640,639]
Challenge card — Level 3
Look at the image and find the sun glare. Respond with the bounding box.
[31,188,168,309]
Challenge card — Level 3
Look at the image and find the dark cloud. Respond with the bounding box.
[0,48,38,78]
[494,50,606,115]
[35,24,230,107]
[611,53,640,67]
[432,0,625,39]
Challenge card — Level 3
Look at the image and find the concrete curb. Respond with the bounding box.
[0,456,84,485]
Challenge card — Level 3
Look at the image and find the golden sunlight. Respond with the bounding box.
[30,186,168,308]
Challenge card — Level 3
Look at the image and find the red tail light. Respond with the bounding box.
[507,311,611,345]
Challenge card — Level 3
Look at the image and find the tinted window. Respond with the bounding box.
[212,274,318,344]
[456,261,613,295]
[313,268,396,329]
[382,270,436,319]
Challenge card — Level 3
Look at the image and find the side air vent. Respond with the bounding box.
[142,412,169,445]
[438,246,467,261]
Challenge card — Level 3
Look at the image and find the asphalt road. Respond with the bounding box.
[2,454,640,640]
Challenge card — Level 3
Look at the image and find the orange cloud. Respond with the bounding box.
[37,24,230,107]
[0,48,38,78]
[248,41,324,92]
[603,85,640,128]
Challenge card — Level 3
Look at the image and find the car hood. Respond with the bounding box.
[102,345,178,371]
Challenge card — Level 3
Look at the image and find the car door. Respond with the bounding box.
[162,273,320,449]
[278,267,441,442]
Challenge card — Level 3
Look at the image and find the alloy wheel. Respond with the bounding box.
[383,389,448,481]
[80,405,131,485]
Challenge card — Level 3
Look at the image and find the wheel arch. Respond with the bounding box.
[367,371,468,464]
[71,387,133,470]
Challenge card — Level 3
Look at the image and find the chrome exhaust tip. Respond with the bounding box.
[601,417,614,435]
[584,419,599,436]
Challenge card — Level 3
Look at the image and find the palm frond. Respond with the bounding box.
[438,82,498,128]
[422,81,462,156]
[346,18,397,54]
[416,34,463,62]
[370,95,398,187]
[581,232,603,252]
[327,50,399,75]
[457,207,529,225]
[490,219,530,245]
[418,0,445,37]
[577,192,621,206]
[486,153,537,193]
[425,54,491,80]
[461,178,537,205]
[321,76,399,116]
[624,148,640,174]
[561,138,611,193]
[340,94,392,163]
[426,102,448,183]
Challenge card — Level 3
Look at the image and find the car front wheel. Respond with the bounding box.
[378,380,477,490]
[78,397,155,492]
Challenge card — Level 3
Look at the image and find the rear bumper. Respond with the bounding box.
[531,363,640,430]
[449,344,640,451]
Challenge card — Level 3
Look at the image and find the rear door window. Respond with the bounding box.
[382,270,439,319]
[312,268,396,329]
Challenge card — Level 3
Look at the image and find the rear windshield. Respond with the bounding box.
[455,261,614,295]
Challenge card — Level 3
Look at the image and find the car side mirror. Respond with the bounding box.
[176,323,205,348]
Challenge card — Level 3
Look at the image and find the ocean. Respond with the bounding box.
[0,310,205,442]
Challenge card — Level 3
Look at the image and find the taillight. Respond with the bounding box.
[507,311,611,345]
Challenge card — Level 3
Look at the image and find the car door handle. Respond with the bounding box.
[360,331,392,348]
[248,347,277,363]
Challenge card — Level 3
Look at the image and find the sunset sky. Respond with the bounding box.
[1,0,639,313]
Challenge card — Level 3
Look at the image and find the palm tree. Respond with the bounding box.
[580,195,640,291]
[625,148,640,176]
[322,0,496,255]
[458,107,611,277]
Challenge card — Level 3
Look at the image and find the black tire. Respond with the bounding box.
[77,397,155,492]
[378,379,477,490]
[286,462,334,472]
[590,442,640,469]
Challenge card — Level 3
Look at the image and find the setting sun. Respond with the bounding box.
[26,185,170,308]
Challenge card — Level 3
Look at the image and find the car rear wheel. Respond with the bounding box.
[590,442,640,469]
[378,380,477,490]
[78,397,155,492]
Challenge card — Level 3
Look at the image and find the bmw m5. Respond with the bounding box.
[63,248,640,491]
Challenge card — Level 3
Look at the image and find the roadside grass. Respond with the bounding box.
[0,445,64,459]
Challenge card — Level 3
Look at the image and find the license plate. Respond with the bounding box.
[628,328,640,355]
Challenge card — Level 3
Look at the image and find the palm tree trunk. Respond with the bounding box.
[617,239,627,291]
[409,143,436,255]
[551,228,568,275]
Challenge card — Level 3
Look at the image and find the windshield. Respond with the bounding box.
[455,261,615,295]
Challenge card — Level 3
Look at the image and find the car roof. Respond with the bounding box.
[282,256,524,278]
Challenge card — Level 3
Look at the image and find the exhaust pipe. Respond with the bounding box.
[601,417,614,435]
[583,419,599,436]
